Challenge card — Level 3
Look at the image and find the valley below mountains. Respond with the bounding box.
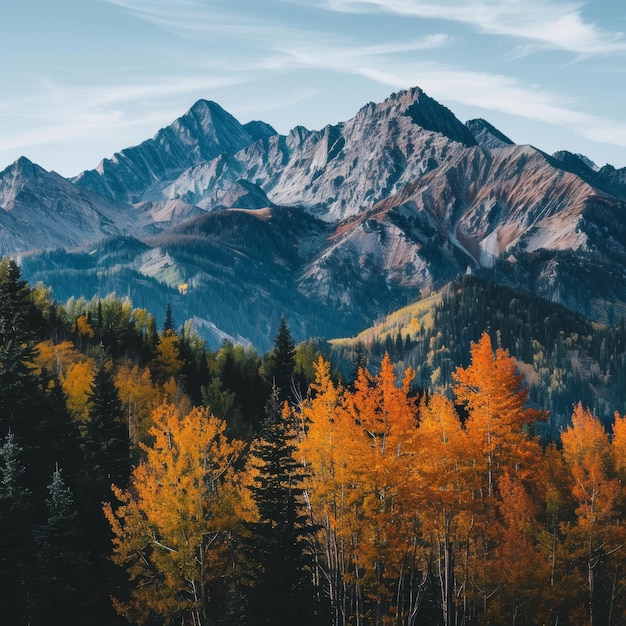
[3,86,626,353]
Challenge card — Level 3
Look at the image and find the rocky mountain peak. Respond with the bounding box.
[390,87,478,146]
[349,87,472,144]
[242,120,278,142]
[170,99,251,151]
[0,158,59,210]
[73,98,259,204]
[3,156,47,180]
[466,118,514,149]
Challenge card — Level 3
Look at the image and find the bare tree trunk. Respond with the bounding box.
[443,515,456,626]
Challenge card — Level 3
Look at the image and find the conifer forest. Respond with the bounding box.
[5,256,626,626]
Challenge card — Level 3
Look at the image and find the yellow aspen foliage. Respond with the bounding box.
[63,360,95,424]
[32,340,95,423]
[104,402,244,626]
[74,314,95,338]
[150,332,184,384]
[114,360,161,446]
[161,376,192,415]
[32,340,78,376]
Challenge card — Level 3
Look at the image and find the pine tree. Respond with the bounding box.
[84,357,132,624]
[85,358,130,498]
[163,301,176,334]
[263,316,296,402]
[350,341,368,386]
[30,466,97,625]
[245,389,328,626]
[0,258,39,434]
[84,358,129,548]
[0,431,32,624]
[27,372,84,503]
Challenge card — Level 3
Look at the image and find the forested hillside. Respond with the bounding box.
[4,259,626,625]
[331,274,626,437]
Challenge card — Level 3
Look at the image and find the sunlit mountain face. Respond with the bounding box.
[3,86,626,349]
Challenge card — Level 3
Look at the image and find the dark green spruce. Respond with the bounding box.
[244,386,329,626]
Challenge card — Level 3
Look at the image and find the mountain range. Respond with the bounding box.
[3,86,626,350]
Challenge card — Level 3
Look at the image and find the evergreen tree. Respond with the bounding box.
[26,372,84,503]
[350,341,368,385]
[84,357,132,624]
[85,358,130,499]
[178,321,209,404]
[163,301,176,334]
[30,466,97,626]
[145,312,159,352]
[263,316,296,402]
[0,260,82,499]
[245,388,328,626]
[0,431,33,625]
[0,258,39,433]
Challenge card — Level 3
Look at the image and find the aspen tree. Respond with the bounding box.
[105,403,244,626]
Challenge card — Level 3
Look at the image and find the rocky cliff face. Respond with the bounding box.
[149,87,478,221]
[5,86,626,347]
[73,100,276,204]
[0,157,136,255]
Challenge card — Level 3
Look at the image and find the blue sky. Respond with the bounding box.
[1,0,625,177]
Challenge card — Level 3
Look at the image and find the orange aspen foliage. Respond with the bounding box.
[450,333,545,620]
[415,392,475,626]
[299,355,422,626]
[611,411,626,478]
[452,332,543,497]
[486,470,552,623]
[562,404,619,525]
[298,357,367,625]
[104,402,244,626]
[347,354,420,625]
[561,404,626,626]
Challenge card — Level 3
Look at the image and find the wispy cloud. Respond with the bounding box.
[84,2,626,155]
[101,0,319,44]
[0,74,245,153]
[322,0,626,56]
[265,34,451,70]
[262,28,626,151]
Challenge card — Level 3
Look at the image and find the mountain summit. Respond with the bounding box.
[4,86,626,348]
[0,157,137,255]
[73,100,277,204]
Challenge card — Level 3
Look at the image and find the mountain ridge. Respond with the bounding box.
[72,99,277,204]
[3,86,626,348]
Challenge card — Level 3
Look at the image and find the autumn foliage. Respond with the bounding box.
[5,259,626,626]
[292,334,626,625]
[104,403,244,625]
